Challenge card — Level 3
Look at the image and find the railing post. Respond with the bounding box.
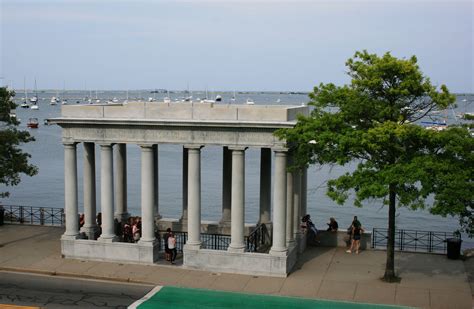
[19,206,24,223]
[399,229,403,251]
[428,232,433,253]
[40,208,45,225]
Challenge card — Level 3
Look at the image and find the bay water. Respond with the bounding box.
[5,90,473,249]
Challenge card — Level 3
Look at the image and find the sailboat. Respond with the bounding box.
[246,98,255,105]
[95,90,101,103]
[50,89,59,105]
[21,78,29,108]
[30,79,39,110]
[230,90,236,103]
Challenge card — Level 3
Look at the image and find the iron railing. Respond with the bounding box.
[246,223,270,252]
[156,230,188,252]
[372,228,460,254]
[0,205,64,226]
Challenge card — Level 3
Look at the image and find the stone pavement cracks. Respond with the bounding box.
[0,225,472,308]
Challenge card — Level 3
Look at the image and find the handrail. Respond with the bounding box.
[0,205,64,226]
[372,227,460,254]
[246,223,270,252]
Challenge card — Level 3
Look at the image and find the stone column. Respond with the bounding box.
[114,143,129,222]
[62,142,79,240]
[139,145,156,243]
[98,144,117,242]
[153,144,161,219]
[259,148,271,224]
[82,142,98,240]
[184,145,202,250]
[228,147,247,252]
[293,169,302,241]
[180,147,188,224]
[301,167,307,217]
[270,149,288,255]
[286,161,295,248]
[220,146,232,225]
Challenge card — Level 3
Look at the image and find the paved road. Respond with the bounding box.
[0,271,154,308]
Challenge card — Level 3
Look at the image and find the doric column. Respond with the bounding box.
[286,159,295,248]
[114,143,129,222]
[180,147,188,224]
[62,142,79,240]
[153,144,161,219]
[184,145,203,250]
[139,144,156,243]
[220,146,232,225]
[228,147,247,252]
[270,149,288,255]
[259,148,271,224]
[98,144,117,242]
[293,169,302,241]
[301,167,308,217]
[82,142,98,240]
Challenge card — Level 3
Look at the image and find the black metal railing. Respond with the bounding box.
[372,228,460,254]
[1,205,64,226]
[156,230,188,252]
[246,223,270,252]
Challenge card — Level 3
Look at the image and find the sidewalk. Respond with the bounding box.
[0,224,472,308]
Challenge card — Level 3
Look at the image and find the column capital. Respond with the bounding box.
[272,147,288,153]
[228,146,248,151]
[138,144,155,151]
[184,144,204,150]
[63,141,78,147]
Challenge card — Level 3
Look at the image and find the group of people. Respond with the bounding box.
[122,216,142,243]
[301,214,364,254]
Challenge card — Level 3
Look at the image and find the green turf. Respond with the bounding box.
[137,286,411,309]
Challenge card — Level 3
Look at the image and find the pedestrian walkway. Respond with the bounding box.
[0,225,472,308]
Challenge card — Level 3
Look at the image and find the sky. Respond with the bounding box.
[1,0,473,92]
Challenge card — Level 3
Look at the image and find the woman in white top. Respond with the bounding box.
[168,233,177,264]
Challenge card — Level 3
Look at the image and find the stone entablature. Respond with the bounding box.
[59,101,308,122]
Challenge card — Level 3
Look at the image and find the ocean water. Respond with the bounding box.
[5,90,474,248]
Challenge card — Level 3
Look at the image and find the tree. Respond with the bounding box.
[0,87,38,199]
[276,50,473,282]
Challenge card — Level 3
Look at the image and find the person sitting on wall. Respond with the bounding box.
[301,214,319,243]
[326,217,338,232]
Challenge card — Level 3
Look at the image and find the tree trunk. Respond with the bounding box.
[383,184,398,282]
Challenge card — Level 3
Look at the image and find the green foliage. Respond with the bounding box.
[0,87,38,198]
[276,50,472,279]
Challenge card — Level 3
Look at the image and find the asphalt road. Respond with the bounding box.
[0,271,154,308]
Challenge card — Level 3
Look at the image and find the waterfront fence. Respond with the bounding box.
[372,228,461,254]
[0,205,64,226]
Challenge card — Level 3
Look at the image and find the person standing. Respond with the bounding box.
[164,228,172,261]
[168,233,177,264]
[347,217,364,254]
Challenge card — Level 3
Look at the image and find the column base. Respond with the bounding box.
[81,225,99,240]
[61,234,80,240]
[98,235,119,242]
[184,242,201,251]
[227,245,245,253]
[269,247,288,257]
[138,238,158,246]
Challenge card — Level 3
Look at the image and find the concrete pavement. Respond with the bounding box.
[0,224,472,308]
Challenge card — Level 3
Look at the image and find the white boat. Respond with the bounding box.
[276,98,281,103]
[30,78,38,104]
[50,96,58,105]
[61,99,68,105]
[148,97,154,102]
[30,104,39,110]
[215,95,222,102]
[246,98,255,105]
[112,98,119,103]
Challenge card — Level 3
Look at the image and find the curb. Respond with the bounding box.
[0,266,155,286]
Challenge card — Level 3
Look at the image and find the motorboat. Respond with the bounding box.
[148,97,154,102]
[27,117,39,128]
[112,98,119,103]
[50,97,58,105]
[29,96,38,104]
[215,95,222,102]
[61,99,68,105]
[20,102,29,109]
[246,98,255,105]
[163,97,171,103]
[30,104,39,110]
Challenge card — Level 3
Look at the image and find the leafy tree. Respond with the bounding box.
[0,87,38,199]
[277,51,473,282]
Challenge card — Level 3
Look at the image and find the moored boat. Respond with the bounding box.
[27,117,39,128]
